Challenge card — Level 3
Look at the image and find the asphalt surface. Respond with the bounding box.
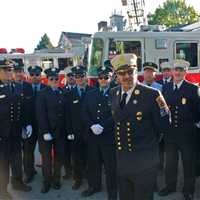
[8,146,200,200]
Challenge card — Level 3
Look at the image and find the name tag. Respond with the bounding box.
[0,94,6,99]
[73,100,79,104]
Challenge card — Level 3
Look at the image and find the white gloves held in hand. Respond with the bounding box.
[22,125,33,139]
[43,133,53,141]
[90,124,104,135]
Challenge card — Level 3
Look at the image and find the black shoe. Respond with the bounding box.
[24,174,34,184]
[41,182,51,193]
[0,191,12,200]
[12,181,32,192]
[72,180,82,190]
[52,182,61,190]
[81,187,101,197]
[184,194,194,200]
[159,187,176,196]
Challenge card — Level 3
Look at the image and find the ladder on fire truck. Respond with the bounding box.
[121,0,146,31]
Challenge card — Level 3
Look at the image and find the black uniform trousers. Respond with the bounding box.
[118,166,157,200]
[39,137,65,183]
[0,137,10,192]
[63,139,72,175]
[165,136,196,195]
[22,130,38,177]
[10,124,23,184]
[87,139,117,198]
[71,137,86,181]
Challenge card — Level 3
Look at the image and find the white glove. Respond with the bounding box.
[26,125,33,138]
[43,133,53,141]
[196,122,200,128]
[90,124,104,135]
[67,134,75,140]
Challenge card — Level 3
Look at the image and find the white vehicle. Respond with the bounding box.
[88,31,200,80]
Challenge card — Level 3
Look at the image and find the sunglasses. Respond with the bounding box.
[117,69,134,76]
[3,68,13,72]
[75,74,85,78]
[30,73,40,77]
[49,77,59,81]
[98,75,109,80]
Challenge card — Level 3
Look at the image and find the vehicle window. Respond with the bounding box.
[109,39,142,71]
[175,42,198,67]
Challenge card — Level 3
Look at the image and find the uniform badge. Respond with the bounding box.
[156,95,167,109]
[133,99,137,104]
[135,89,140,95]
[116,91,120,96]
[182,98,187,105]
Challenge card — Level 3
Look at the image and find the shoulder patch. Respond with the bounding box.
[156,95,167,109]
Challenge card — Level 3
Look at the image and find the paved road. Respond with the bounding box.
[9,167,200,200]
[8,146,200,200]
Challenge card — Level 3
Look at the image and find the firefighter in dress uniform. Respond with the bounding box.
[159,60,200,200]
[81,66,117,200]
[22,65,46,183]
[63,67,76,180]
[36,67,70,193]
[8,62,32,192]
[157,61,173,85]
[66,65,94,190]
[110,54,170,200]
[0,59,32,200]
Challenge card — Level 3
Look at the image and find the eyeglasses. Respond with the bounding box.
[67,74,74,77]
[30,73,40,77]
[117,69,134,76]
[98,75,109,80]
[75,74,85,78]
[49,77,59,81]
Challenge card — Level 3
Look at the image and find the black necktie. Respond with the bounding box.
[100,88,104,96]
[34,85,37,96]
[174,84,178,92]
[80,88,84,97]
[120,93,127,109]
[10,82,15,94]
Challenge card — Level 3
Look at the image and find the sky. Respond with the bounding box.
[1,0,200,53]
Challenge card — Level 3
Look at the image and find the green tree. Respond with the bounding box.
[35,33,54,50]
[148,0,199,28]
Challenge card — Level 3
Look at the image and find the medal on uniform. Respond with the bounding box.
[182,98,187,105]
[135,89,140,95]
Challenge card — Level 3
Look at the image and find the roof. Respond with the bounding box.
[62,32,92,40]
[166,21,200,32]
